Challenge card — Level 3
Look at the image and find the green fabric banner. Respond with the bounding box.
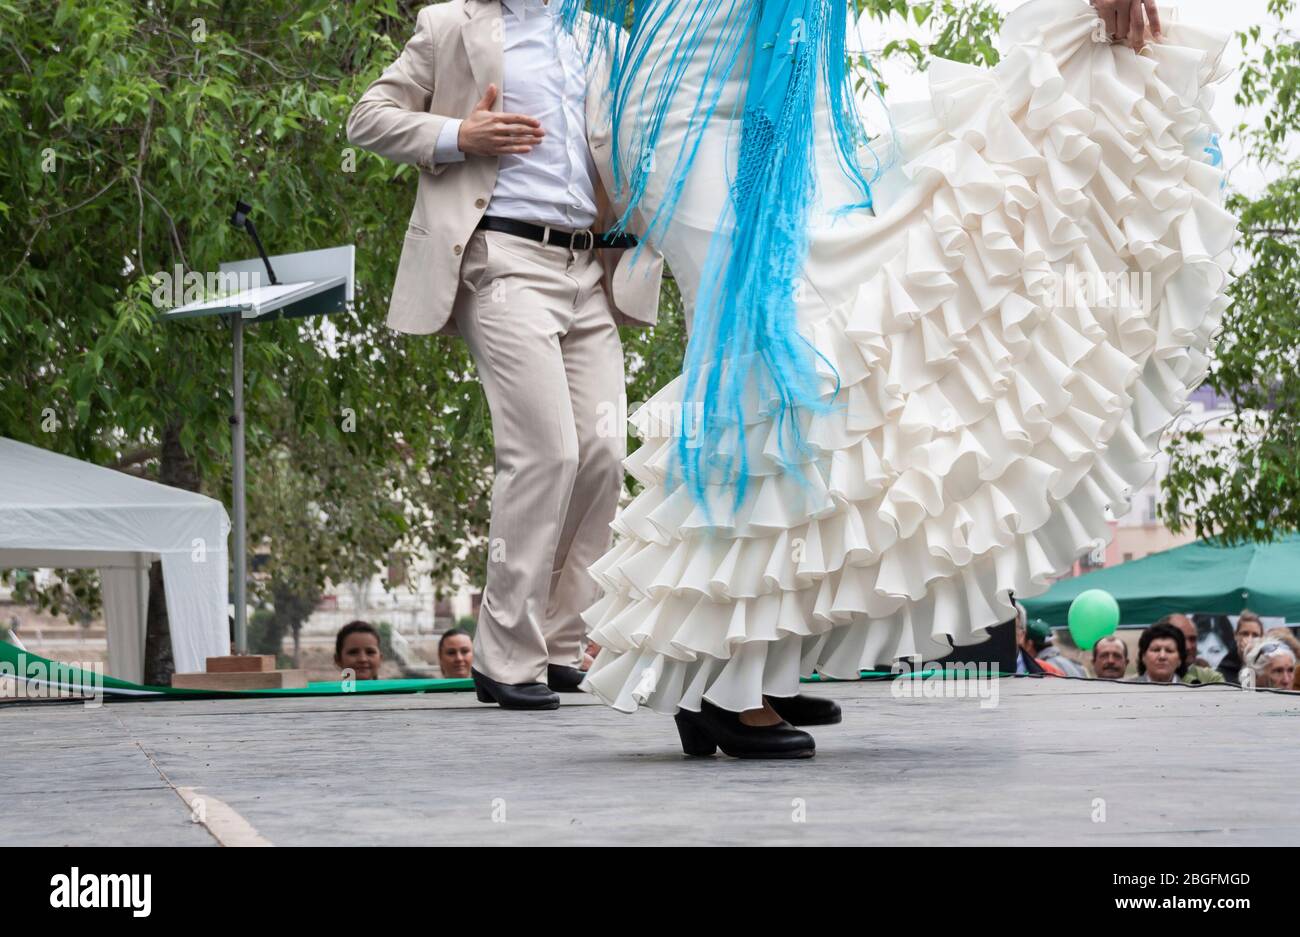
[0,639,473,699]
[0,640,1013,703]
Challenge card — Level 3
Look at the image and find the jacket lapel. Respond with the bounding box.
[461,0,504,100]
[582,28,613,156]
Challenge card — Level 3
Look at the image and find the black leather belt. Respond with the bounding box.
[476,215,638,250]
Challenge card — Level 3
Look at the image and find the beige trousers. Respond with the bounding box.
[453,229,626,685]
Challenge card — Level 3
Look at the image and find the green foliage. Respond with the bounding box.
[0,0,492,621]
[247,606,283,656]
[1235,0,1300,167]
[373,620,395,659]
[619,277,686,491]
[1162,0,1300,544]
[0,567,99,625]
[853,0,1004,77]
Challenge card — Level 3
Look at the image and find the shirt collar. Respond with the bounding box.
[499,0,554,16]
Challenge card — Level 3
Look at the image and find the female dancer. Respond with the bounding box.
[565,0,1237,757]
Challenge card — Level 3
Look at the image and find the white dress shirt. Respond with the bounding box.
[435,0,599,230]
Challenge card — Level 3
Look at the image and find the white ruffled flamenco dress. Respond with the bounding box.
[580,0,1237,714]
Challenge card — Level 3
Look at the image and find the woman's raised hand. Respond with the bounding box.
[1090,0,1163,52]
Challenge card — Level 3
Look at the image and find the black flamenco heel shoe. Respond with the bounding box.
[765,693,842,726]
[472,668,560,710]
[673,700,815,759]
[546,663,587,692]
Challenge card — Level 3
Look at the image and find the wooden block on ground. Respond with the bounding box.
[206,654,277,673]
[172,669,308,691]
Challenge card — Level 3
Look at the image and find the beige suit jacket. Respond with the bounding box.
[345,0,664,336]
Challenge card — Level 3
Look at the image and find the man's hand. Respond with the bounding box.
[1090,0,1163,52]
[457,84,545,156]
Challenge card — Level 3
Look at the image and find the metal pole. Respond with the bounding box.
[232,312,247,655]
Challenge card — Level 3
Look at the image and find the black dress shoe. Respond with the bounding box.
[472,668,560,710]
[673,700,815,759]
[765,693,842,726]
[546,663,586,692]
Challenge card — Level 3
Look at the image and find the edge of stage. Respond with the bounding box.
[4,675,1296,846]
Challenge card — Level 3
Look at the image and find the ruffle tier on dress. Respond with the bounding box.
[581,0,1237,714]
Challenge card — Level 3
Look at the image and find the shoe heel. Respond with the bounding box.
[471,672,496,704]
[674,712,718,756]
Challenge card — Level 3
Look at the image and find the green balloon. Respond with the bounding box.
[1067,589,1120,650]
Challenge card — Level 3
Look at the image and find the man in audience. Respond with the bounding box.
[1014,603,1064,676]
[1155,613,1224,684]
[437,628,474,679]
[1025,617,1087,677]
[1091,634,1129,679]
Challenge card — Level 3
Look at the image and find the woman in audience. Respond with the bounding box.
[1263,627,1300,660]
[1218,610,1265,683]
[437,628,474,679]
[1134,623,1188,685]
[1244,638,1297,690]
[1236,611,1265,652]
[1263,628,1300,690]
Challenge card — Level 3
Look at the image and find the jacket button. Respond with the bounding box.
[453,244,463,255]
[475,198,486,208]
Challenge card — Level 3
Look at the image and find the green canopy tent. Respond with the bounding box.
[1020,533,1300,627]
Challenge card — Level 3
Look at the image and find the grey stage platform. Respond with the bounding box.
[4,678,1297,846]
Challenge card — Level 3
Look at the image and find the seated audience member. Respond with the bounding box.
[335,620,383,681]
[1134,622,1188,684]
[1244,638,1297,690]
[1263,627,1300,657]
[1218,609,1265,683]
[1091,634,1130,679]
[1237,610,1266,654]
[1154,613,1224,684]
[1026,617,1087,677]
[1014,602,1064,676]
[1263,628,1300,690]
[437,628,473,679]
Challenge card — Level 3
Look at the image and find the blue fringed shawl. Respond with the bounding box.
[557,0,886,517]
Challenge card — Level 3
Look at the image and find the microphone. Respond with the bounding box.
[228,199,279,286]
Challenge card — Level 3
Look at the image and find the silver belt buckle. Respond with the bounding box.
[574,228,594,250]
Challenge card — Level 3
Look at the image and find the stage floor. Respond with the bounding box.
[5,677,1298,846]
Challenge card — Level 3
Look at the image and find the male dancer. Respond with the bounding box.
[347,0,663,709]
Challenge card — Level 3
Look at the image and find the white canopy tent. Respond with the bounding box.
[0,437,230,683]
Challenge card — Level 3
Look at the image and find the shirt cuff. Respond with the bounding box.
[433,118,465,164]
